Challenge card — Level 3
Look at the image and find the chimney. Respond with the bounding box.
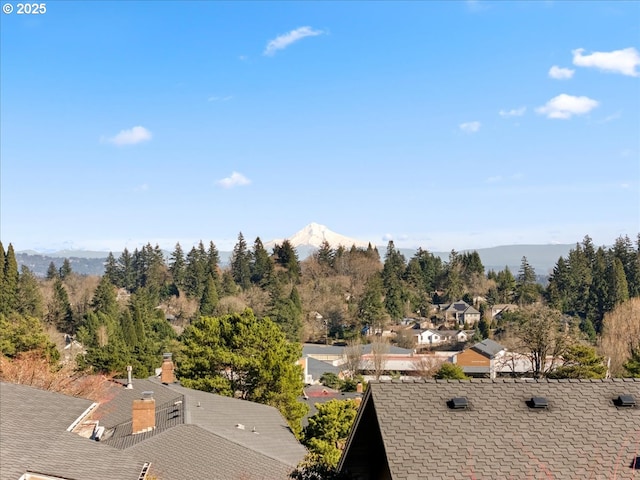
[132,391,155,434]
[126,365,133,389]
[161,352,174,384]
[356,382,363,393]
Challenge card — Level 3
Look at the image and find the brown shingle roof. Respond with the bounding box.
[340,378,640,479]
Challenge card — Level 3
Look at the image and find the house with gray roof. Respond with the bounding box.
[338,378,640,479]
[1,354,306,480]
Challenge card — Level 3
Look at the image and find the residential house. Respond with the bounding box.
[490,303,518,320]
[454,338,506,378]
[338,378,640,479]
[412,329,469,346]
[439,301,481,326]
[1,355,306,480]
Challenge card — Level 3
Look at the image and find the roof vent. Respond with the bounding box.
[447,397,468,409]
[141,391,154,400]
[631,456,640,470]
[527,396,549,409]
[614,394,636,407]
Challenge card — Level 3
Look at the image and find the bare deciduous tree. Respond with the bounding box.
[343,338,363,379]
[369,337,389,380]
[600,297,640,376]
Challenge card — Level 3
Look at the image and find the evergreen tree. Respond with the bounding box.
[250,237,272,285]
[206,241,221,288]
[495,266,516,303]
[91,275,119,319]
[169,243,186,288]
[3,244,20,314]
[435,363,468,379]
[606,257,629,310]
[624,348,640,377]
[16,266,44,319]
[231,232,251,289]
[104,252,120,286]
[117,248,135,292]
[46,261,59,280]
[549,344,606,379]
[382,241,407,321]
[59,258,72,280]
[273,239,301,283]
[47,278,74,333]
[515,256,538,305]
[358,274,386,329]
[178,309,308,435]
[316,240,334,269]
[184,245,207,298]
[199,275,219,317]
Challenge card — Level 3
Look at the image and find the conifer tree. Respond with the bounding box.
[250,237,272,285]
[169,243,186,288]
[231,232,251,289]
[59,258,72,280]
[184,245,207,298]
[515,256,538,305]
[46,261,59,280]
[3,244,19,313]
[48,278,74,333]
[91,275,119,319]
[104,252,120,286]
[16,266,44,318]
[199,275,219,317]
[206,241,221,287]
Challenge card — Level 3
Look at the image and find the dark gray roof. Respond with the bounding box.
[471,338,505,357]
[157,380,306,467]
[340,378,640,479]
[307,356,342,380]
[0,382,145,480]
[128,424,296,480]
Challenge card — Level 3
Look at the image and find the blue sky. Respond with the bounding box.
[1,1,639,253]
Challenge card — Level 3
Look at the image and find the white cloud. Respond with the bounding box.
[548,65,575,80]
[499,107,526,118]
[382,233,393,242]
[264,26,324,56]
[459,121,481,133]
[572,47,640,76]
[134,183,149,192]
[217,172,251,189]
[486,176,503,183]
[106,126,152,146]
[535,94,599,119]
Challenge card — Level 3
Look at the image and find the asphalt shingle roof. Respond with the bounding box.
[341,378,640,479]
[0,382,145,480]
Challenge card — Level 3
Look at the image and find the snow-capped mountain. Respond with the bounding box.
[265,223,372,250]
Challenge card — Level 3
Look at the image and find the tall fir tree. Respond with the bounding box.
[231,232,251,289]
[199,275,219,317]
[250,237,272,285]
[516,256,538,305]
[169,242,186,289]
[59,258,72,280]
[16,266,44,318]
[3,244,19,313]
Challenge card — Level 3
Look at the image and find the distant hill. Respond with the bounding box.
[16,252,107,277]
[16,223,575,278]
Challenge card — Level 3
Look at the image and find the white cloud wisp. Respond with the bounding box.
[548,65,575,80]
[264,26,324,56]
[499,107,526,118]
[459,121,481,133]
[106,126,152,146]
[217,172,251,189]
[535,94,599,119]
[572,47,640,77]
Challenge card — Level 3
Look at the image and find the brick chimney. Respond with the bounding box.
[132,391,155,435]
[161,352,174,384]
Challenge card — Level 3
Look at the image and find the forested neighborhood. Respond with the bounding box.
[1,233,639,479]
